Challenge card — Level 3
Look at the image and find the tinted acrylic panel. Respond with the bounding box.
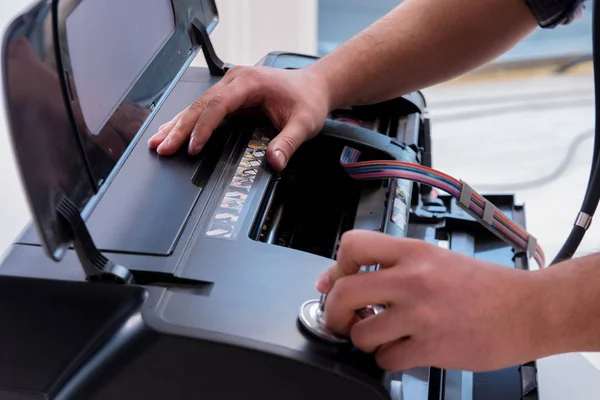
[1,2,96,261]
[66,0,176,136]
[56,0,220,187]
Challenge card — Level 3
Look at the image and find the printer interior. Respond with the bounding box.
[251,112,405,259]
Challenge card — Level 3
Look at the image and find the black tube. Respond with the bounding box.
[552,0,600,265]
[589,2,600,178]
[585,0,600,207]
[589,1,600,186]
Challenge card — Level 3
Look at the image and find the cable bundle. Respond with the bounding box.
[339,146,546,268]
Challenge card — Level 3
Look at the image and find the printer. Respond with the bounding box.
[0,0,539,399]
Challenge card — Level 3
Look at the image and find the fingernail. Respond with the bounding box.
[189,138,201,154]
[316,273,331,293]
[157,137,170,153]
[274,150,286,168]
[148,132,160,145]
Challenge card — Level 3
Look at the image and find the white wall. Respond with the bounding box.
[194,0,318,67]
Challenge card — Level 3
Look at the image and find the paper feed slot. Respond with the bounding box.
[250,117,419,260]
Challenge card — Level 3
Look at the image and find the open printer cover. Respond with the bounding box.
[0,0,539,399]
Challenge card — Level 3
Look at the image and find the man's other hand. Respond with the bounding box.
[316,230,551,373]
[148,66,330,171]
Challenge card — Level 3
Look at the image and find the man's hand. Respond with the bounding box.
[147,0,539,171]
[148,66,330,171]
[316,230,552,373]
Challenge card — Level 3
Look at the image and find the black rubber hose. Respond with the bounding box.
[552,0,600,265]
[589,0,600,185]
[587,1,600,192]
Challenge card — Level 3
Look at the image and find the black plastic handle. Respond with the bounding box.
[319,119,417,162]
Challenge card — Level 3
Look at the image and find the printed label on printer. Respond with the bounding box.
[205,127,273,240]
[206,224,235,238]
[214,212,239,223]
[391,179,410,232]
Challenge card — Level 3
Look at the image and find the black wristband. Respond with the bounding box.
[523,0,587,28]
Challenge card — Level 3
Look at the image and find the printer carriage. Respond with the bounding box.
[0,1,538,399]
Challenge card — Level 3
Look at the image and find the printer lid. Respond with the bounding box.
[2,0,219,261]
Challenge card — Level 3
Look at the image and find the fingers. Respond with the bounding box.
[188,79,261,155]
[147,65,327,168]
[158,109,185,132]
[266,117,319,171]
[157,98,212,155]
[323,268,404,336]
[148,109,185,148]
[317,230,422,293]
[350,308,412,354]
[148,107,192,154]
[148,77,231,155]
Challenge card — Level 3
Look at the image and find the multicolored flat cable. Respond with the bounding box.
[340,146,546,268]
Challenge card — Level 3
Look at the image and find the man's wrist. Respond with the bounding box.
[498,263,590,364]
[531,254,600,357]
[305,60,346,112]
[518,268,569,360]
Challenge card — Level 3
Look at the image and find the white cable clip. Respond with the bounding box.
[459,181,495,227]
[526,235,538,260]
[482,199,495,226]
[459,181,473,210]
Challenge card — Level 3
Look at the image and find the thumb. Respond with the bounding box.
[267,118,319,171]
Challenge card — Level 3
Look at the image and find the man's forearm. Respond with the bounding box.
[307,0,538,110]
[535,253,600,357]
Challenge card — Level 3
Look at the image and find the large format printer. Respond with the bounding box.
[0,0,541,399]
